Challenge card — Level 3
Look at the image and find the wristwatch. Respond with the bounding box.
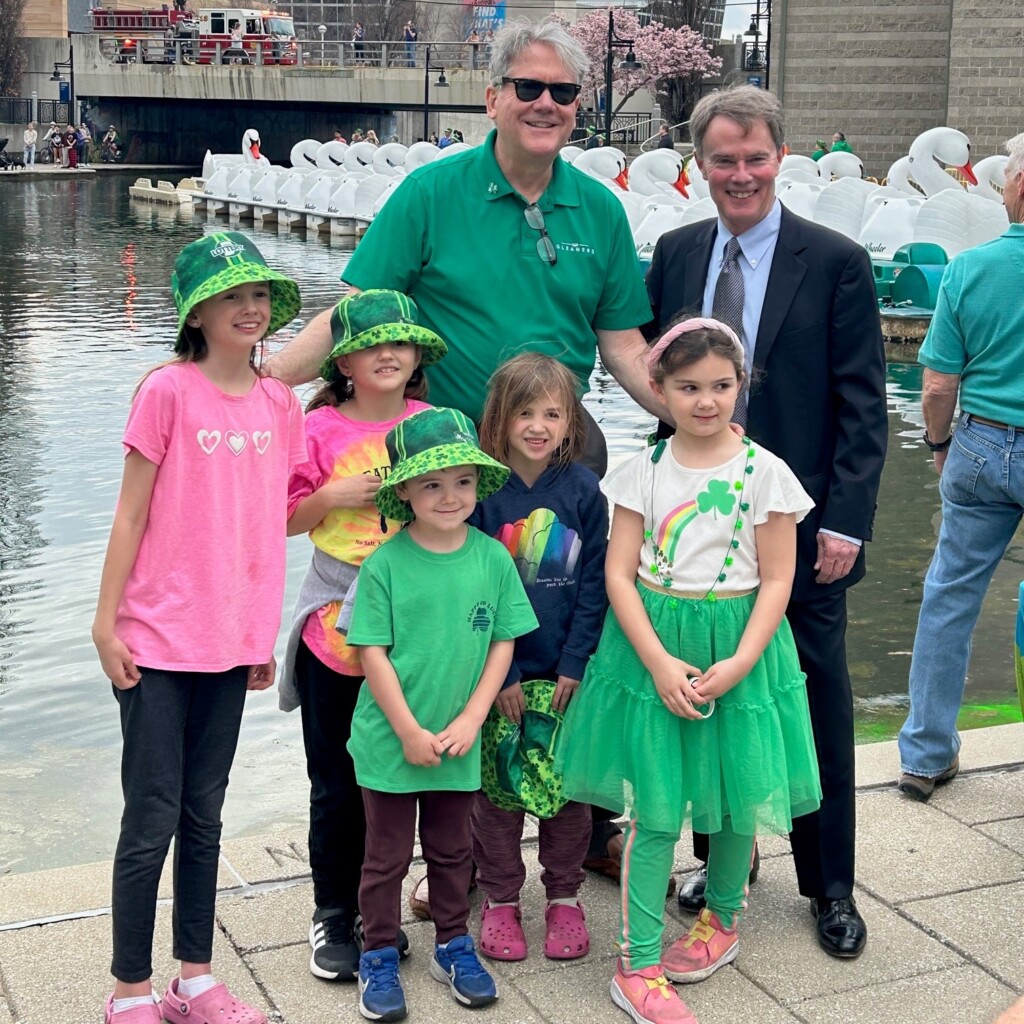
[923,430,952,452]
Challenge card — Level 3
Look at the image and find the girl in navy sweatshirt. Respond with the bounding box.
[468,353,608,963]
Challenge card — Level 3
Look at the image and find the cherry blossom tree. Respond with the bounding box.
[0,0,27,96]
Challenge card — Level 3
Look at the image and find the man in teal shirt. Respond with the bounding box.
[898,133,1024,801]
[268,21,658,472]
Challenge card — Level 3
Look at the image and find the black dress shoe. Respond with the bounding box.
[810,896,867,958]
[676,843,760,913]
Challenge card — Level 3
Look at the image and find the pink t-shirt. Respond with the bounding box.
[287,399,429,675]
[117,362,306,672]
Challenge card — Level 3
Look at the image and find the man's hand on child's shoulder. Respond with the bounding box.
[402,726,444,767]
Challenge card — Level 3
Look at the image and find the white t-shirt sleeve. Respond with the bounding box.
[752,450,815,525]
[601,449,651,515]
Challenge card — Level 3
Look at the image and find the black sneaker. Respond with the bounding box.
[309,907,360,980]
[354,914,411,959]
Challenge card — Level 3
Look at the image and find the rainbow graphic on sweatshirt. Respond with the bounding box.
[657,500,700,562]
[495,508,581,587]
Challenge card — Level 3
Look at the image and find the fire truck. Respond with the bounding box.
[90,6,298,65]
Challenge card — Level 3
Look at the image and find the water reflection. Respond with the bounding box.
[0,175,1019,874]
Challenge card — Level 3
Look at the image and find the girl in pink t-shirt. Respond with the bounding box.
[92,233,306,1024]
[278,289,447,983]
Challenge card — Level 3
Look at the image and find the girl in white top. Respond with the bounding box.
[559,317,822,1024]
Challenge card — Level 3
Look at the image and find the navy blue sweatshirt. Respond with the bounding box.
[470,462,608,688]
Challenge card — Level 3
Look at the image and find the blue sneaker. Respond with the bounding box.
[429,934,498,1008]
[357,947,407,1022]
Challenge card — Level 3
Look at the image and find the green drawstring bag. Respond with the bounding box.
[481,679,567,819]
[1015,581,1024,716]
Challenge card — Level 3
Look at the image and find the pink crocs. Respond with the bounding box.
[160,979,266,1024]
[478,899,527,961]
[544,900,590,960]
[104,995,162,1024]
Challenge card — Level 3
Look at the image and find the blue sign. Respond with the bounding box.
[746,74,762,88]
[59,81,70,102]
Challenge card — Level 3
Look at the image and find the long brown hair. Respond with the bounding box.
[479,353,585,466]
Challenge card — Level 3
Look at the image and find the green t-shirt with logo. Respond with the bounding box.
[341,129,652,422]
[346,526,539,793]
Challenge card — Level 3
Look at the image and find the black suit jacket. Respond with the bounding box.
[646,206,888,600]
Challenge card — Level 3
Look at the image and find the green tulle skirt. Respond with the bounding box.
[557,583,822,836]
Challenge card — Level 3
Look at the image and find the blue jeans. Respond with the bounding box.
[898,414,1024,776]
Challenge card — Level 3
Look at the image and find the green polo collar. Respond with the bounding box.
[1005,223,1024,237]
[476,129,580,211]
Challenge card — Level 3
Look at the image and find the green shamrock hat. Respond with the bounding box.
[171,232,300,352]
[481,679,568,819]
[376,407,508,523]
[321,289,448,382]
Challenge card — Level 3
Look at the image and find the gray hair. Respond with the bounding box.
[689,86,785,158]
[1005,132,1024,179]
[488,19,589,86]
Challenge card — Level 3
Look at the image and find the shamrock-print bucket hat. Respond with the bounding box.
[171,231,301,352]
[321,289,447,382]
[481,679,567,819]
[376,407,508,523]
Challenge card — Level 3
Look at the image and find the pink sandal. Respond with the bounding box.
[160,979,266,1024]
[478,899,527,961]
[544,900,589,960]
[104,995,162,1024]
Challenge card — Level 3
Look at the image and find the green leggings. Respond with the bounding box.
[619,816,755,971]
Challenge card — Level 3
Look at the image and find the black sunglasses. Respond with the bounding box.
[501,77,582,106]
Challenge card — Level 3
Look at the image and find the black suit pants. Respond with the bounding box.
[692,587,856,901]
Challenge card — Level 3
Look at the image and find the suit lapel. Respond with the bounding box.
[684,221,716,311]
[754,208,809,368]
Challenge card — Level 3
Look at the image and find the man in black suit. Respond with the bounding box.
[646,86,887,958]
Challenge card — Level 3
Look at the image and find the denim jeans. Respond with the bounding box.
[898,414,1024,776]
[23,143,35,165]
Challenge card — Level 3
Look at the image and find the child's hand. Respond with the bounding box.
[94,633,141,690]
[552,674,580,712]
[494,682,525,724]
[650,655,707,720]
[438,713,482,757]
[402,727,444,767]
[691,656,749,702]
[247,657,276,691]
[322,474,382,509]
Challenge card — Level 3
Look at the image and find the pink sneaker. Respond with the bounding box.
[104,995,162,1024]
[478,899,527,961]
[662,908,738,983]
[160,978,266,1024]
[609,962,697,1024]
[544,900,589,959]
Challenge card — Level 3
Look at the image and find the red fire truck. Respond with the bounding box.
[90,6,298,65]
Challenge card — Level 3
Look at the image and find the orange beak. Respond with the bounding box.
[673,168,689,198]
[957,160,977,186]
[250,143,261,160]
[614,168,629,190]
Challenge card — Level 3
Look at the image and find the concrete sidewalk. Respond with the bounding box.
[1,725,1021,1024]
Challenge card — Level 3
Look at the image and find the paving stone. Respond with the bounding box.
[902,881,1024,987]
[220,828,313,885]
[795,964,1016,1024]
[855,789,1024,902]
[933,769,1024,826]
[731,858,963,1004]
[977,818,1024,857]
[0,909,267,1024]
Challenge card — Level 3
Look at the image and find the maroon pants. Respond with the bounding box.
[471,794,592,904]
[360,788,475,950]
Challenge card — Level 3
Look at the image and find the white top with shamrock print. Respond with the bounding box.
[603,441,813,594]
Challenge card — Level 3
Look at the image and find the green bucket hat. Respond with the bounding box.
[321,289,448,382]
[481,679,567,819]
[171,232,301,352]
[376,407,508,523]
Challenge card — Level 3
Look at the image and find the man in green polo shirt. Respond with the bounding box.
[267,20,659,471]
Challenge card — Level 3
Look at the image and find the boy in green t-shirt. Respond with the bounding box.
[346,408,538,1023]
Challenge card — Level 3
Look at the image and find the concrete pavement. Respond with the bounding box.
[1,725,1021,1024]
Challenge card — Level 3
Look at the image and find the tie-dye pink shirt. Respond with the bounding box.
[117,363,306,672]
[287,399,429,674]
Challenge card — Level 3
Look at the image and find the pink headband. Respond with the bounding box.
[647,317,743,376]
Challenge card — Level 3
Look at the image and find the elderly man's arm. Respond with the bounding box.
[264,305,334,386]
[596,327,671,422]
[921,367,960,474]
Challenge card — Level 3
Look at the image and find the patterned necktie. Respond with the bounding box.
[712,236,748,428]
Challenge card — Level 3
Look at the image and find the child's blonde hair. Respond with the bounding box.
[479,353,586,466]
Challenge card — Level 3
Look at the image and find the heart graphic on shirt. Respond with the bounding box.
[226,431,249,455]
[197,430,221,455]
[253,430,272,455]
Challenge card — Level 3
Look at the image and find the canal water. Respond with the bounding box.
[0,174,1020,875]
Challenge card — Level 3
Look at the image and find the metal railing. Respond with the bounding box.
[570,111,655,147]
[0,98,69,125]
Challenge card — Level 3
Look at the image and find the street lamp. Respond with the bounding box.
[576,1,647,146]
[422,45,449,142]
[317,23,326,65]
[50,38,76,125]
[744,0,772,89]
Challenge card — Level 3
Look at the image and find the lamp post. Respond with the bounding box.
[576,1,647,147]
[49,37,75,125]
[422,45,449,142]
[317,23,326,65]
[744,0,771,89]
